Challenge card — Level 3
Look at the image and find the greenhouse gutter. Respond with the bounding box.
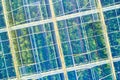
[9,57,120,79]
[11,3,120,30]
[96,0,117,80]
[20,60,109,79]
[0,4,120,33]
[1,0,21,80]
[48,0,68,80]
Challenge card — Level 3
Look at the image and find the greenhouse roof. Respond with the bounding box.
[0,0,120,80]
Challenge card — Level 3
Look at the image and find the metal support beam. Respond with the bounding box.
[48,0,68,80]
[1,0,20,79]
[0,4,120,33]
[96,0,116,80]
[15,57,120,79]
